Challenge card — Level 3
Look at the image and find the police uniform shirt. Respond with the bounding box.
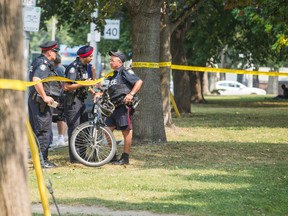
[109,66,140,88]
[55,65,65,77]
[29,55,53,93]
[65,58,88,81]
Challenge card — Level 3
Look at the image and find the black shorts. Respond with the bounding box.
[52,106,65,122]
[105,105,133,130]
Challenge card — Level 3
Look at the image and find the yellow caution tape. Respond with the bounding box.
[0,79,31,91]
[26,118,51,216]
[159,62,172,67]
[1,62,288,92]
[132,61,288,77]
[0,71,114,91]
[170,64,288,76]
[169,91,181,118]
[132,62,160,68]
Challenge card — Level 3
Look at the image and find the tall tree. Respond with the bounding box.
[160,0,200,115]
[185,0,238,102]
[220,0,288,93]
[127,0,167,144]
[35,0,167,144]
[228,0,288,65]
[160,0,173,125]
[171,21,193,112]
[0,1,31,215]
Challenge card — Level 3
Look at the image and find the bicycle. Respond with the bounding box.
[70,91,117,167]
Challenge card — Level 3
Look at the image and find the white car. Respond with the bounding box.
[215,80,266,95]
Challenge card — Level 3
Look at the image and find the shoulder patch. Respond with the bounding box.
[39,64,47,71]
[127,69,134,75]
[69,67,76,73]
[29,66,34,73]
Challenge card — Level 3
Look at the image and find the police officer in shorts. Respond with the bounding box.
[28,41,62,168]
[64,45,98,163]
[50,54,67,147]
[106,51,143,165]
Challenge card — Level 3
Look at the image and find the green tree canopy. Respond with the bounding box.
[222,0,287,67]
[32,1,132,58]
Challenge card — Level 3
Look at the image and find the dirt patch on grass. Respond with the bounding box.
[32,204,183,216]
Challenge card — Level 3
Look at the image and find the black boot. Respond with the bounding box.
[112,153,129,165]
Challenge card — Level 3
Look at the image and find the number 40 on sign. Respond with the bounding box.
[104,19,120,40]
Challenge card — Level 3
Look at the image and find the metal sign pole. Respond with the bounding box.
[90,9,98,77]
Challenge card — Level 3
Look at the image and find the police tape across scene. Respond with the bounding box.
[1,63,288,91]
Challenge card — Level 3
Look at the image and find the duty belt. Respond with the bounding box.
[111,96,124,107]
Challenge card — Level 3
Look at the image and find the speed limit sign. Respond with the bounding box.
[104,19,120,40]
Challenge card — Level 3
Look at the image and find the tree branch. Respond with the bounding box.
[170,0,200,34]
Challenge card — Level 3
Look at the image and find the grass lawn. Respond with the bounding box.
[29,95,288,216]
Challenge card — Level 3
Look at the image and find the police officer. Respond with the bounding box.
[50,54,67,148]
[106,51,143,165]
[64,45,97,163]
[28,41,61,168]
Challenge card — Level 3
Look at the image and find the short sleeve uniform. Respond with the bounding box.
[29,55,53,94]
[105,66,141,130]
[65,60,78,81]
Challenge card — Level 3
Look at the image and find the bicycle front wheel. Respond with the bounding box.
[70,122,117,167]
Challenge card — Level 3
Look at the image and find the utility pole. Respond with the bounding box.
[89,9,101,78]
[51,16,57,40]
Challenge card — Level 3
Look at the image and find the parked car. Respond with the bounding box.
[215,80,266,95]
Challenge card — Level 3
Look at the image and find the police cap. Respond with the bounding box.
[77,45,94,58]
[39,41,60,52]
[109,51,126,63]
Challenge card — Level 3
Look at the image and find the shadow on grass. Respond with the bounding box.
[55,162,288,215]
[39,95,288,215]
[172,96,288,129]
[135,141,288,168]
[45,141,288,216]
[131,141,288,215]
[203,95,288,108]
[174,108,288,128]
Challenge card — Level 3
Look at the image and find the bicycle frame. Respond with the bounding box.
[70,96,117,167]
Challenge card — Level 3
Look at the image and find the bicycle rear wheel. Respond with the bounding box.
[70,122,117,167]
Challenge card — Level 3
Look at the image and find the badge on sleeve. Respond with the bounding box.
[69,67,76,74]
[39,64,47,71]
[127,69,135,75]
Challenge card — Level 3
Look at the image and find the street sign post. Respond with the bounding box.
[104,19,120,40]
[23,6,41,32]
[22,0,36,6]
[87,31,101,43]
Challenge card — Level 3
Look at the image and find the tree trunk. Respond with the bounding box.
[267,67,279,94]
[160,1,173,126]
[0,1,31,215]
[207,61,218,94]
[202,72,210,95]
[171,25,191,113]
[128,0,167,144]
[219,45,228,81]
[190,71,204,103]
